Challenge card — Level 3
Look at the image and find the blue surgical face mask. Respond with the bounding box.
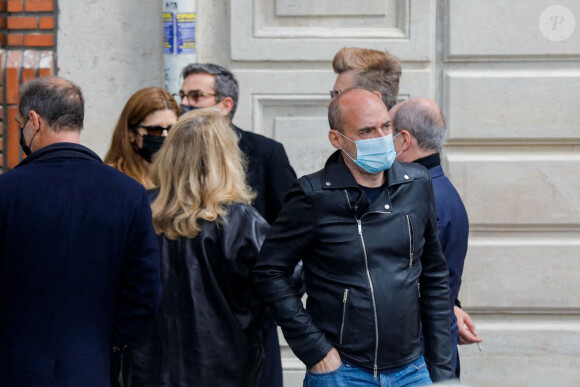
[336,131,400,174]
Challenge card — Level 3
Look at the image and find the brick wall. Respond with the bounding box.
[1,0,56,172]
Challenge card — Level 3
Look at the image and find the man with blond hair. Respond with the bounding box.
[331,47,402,109]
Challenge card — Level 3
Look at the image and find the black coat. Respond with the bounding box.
[0,143,162,387]
[233,125,297,387]
[233,125,297,224]
[254,151,454,382]
[123,202,270,387]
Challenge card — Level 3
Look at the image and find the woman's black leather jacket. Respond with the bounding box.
[123,202,270,387]
[254,151,453,382]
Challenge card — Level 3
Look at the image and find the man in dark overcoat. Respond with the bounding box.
[0,76,162,386]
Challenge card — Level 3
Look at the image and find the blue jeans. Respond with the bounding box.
[303,356,432,387]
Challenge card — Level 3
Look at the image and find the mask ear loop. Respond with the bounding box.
[29,128,40,149]
[23,116,41,151]
[393,131,404,158]
[334,130,358,161]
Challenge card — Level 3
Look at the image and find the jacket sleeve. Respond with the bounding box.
[435,188,469,307]
[220,205,270,335]
[264,141,297,224]
[112,189,162,348]
[419,178,454,382]
[253,179,334,367]
[437,217,465,309]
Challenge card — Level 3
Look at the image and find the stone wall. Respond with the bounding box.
[1,1,579,385]
[0,0,55,170]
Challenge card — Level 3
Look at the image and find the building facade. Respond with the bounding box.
[2,1,579,385]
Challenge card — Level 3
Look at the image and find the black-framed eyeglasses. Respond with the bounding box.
[135,124,172,137]
[329,90,343,99]
[178,89,217,104]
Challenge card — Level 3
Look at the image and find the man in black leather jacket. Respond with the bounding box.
[254,88,453,386]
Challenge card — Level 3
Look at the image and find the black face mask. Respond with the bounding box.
[180,104,201,114]
[137,135,165,163]
[19,118,37,156]
[20,127,33,156]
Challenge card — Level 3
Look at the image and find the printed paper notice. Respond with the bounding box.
[176,13,195,55]
[163,13,174,54]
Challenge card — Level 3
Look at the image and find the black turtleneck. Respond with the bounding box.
[413,153,440,170]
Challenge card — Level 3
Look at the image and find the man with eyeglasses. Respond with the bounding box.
[0,76,161,386]
[179,63,296,225]
[179,63,297,387]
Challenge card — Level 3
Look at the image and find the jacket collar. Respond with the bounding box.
[15,142,102,168]
[321,151,358,189]
[414,152,444,178]
[386,161,416,188]
[231,124,243,137]
[413,152,440,170]
[231,124,255,154]
[428,165,444,178]
[321,150,415,190]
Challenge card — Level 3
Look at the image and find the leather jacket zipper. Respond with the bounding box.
[357,216,380,380]
[406,214,414,268]
[344,189,388,379]
[339,289,349,345]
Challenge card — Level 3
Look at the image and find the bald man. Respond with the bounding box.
[255,88,454,386]
[390,98,482,378]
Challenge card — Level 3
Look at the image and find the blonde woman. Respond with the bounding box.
[122,108,269,387]
[105,87,179,189]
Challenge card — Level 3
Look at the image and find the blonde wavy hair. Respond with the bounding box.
[150,108,255,239]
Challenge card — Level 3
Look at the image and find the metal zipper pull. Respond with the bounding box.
[374,364,378,380]
[357,219,362,234]
[340,288,349,344]
[406,214,413,268]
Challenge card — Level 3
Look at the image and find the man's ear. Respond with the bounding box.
[398,130,412,153]
[216,96,234,116]
[28,110,42,131]
[394,130,414,162]
[328,129,342,150]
